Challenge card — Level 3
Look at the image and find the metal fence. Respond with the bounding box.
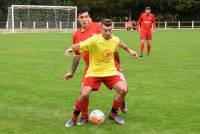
[0,21,200,32]
[113,21,200,30]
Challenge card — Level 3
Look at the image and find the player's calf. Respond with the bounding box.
[120,101,128,113]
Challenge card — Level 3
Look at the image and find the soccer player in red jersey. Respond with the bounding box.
[136,7,156,57]
[64,7,128,126]
[64,19,138,127]
[125,20,132,31]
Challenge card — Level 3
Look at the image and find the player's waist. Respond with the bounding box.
[85,66,118,77]
[85,71,118,77]
[140,29,152,32]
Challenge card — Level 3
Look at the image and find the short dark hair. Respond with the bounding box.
[78,7,90,16]
[101,19,112,27]
[145,6,151,10]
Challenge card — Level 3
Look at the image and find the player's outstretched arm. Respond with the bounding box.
[118,41,138,59]
[63,44,81,80]
[136,15,142,32]
[64,43,81,56]
[152,15,156,33]
[63,55,81,80]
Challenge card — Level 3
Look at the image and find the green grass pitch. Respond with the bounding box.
[0,29,200,134]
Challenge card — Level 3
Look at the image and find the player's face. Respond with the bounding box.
[145,9,151,14]
[78,12,90,28]
[101,25,112,40]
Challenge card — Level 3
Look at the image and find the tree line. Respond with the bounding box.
[0,0,199,22]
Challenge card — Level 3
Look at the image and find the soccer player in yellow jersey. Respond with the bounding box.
[65,19,138,127]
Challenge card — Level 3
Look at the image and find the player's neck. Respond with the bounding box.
[102,34,112,40]
[80,24,90,32]
[146,13,150,16]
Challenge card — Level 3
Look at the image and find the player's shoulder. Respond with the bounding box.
[150,13,155,17]
[111,35,120,43]
[141,13,146,16]
[87,33,100,41]
[90,22,101,32]
[90,22,101,27]
[73,28,81,36]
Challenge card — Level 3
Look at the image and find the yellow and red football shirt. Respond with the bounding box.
[78,34,120,77]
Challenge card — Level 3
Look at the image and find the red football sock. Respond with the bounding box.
[72,100,82,121]
[147,44,151,56]
[111,100,123,115]
[140,43,145,54]
[81,97,89,119]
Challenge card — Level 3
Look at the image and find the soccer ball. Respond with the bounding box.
[89,110,105,125]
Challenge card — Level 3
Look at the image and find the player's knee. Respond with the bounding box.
[119,87,128,96]
[80,89,90,100]
[80,93,89,100]
[141,40,145,44]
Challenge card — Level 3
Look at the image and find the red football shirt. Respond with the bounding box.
[126,21,132,28]
[136,13,156,32]
[73,22,101,67]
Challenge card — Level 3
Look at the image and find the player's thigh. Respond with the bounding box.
[112,81,127,94]
[140,32,147,41]
[103,75,121,89]
[117,71,127,87]
[81,86,93,96]
[83,77,101,91]
[146,32,152,40]
[147,40,152,45]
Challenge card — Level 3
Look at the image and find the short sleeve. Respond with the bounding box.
[116,37,121,47]
[79,36,95,53]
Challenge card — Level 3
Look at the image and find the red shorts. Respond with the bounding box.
[83,75,121,91]
[82,68,88,81]
[140,31,152,40]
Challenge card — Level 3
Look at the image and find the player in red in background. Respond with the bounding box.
[136,7,156,57]
[63,7,128,126]
[125,20,132,31]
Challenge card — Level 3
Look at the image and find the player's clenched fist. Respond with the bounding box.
[63,72,74,80]
[64,48,73,57]
[128,49,138,59]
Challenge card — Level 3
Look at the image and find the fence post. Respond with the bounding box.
[20,21,22,29]
[6,21,8,30]
[178,21,180,29]
[46,22,49,29]
[33,21,35,29]
[60,21,62,29]
[165,21,167,29]
[192,21,194,29]
[112,22,114,29]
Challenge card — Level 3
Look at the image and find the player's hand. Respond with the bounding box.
[63,72,74,80]
[136,28,140,32]
[64,48,73,57]
[152,29,156,33]
[128,49,138,59]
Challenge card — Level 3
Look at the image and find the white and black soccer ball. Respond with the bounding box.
[89,110,105,125]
